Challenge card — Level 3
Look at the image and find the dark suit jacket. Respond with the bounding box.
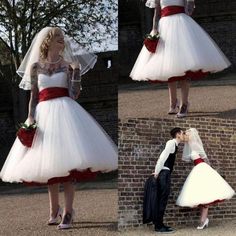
[143,175,158,224]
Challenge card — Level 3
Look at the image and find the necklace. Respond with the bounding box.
[45,57,62,64]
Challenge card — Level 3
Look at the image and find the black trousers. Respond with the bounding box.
[153,169,171,228]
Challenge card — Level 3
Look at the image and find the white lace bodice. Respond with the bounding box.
[38,72,68,92]
[146,0,193,9]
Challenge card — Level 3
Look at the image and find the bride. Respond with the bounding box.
[0,27,117,230]
[130,0,231,118]
[176,128,235,229]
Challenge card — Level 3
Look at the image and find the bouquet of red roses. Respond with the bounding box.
[16,122,37,148]
[144,33,160,53]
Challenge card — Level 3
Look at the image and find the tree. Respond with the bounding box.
[0,0,118,122]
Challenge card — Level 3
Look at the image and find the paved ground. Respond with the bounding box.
[119,74,236,119]
[0,187,118,236]
[118,219,236,236]
[1,187,236,236]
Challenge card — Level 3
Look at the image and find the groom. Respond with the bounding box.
[153,127,185,233]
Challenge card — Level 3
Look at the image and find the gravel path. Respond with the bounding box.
[118,219,236,236]
[0,189,118,236]
[119,75,236,119]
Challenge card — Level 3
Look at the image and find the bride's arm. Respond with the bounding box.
[68,65,81,100]
[185,0,195,16]
[27,63,39,125]
[151,6,161,35]
[145,0,159,9]
[203,157,211,166]
[145,0,160,35]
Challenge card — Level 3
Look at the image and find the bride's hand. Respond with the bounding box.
[150,29,158,36]
[26,116,35,126]
[70,62,81,70]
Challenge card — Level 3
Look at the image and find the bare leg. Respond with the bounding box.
[200,206,209,223]
[63,181,75,214]
[168,82,177,108]
[57,182,75,229]
[179,79,190,105]
[48,183,60,216]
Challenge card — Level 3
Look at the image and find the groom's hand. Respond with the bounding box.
[152,173,158,179]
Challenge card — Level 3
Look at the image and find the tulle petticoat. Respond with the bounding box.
[130,13,231,82]
[176,162,235,208]
[0,97,117,185]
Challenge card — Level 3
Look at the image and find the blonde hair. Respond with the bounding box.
[40,27,63,60]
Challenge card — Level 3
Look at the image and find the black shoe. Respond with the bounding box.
[163,225,174,230]
[155,226,175,233]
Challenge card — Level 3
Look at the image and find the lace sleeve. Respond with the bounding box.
[68,65,81,100]
[146,0,159,8]
[27,63,39,120]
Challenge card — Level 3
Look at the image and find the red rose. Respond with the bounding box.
[16,123,37,148]
[143,33,160,53]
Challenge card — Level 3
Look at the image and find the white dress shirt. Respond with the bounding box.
[154,139,179,176]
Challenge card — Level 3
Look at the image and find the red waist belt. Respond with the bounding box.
[194,158,205,166]
[161,6,185,18]
[39,87,69,102]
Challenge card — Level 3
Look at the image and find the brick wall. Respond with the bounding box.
[118,117,236,229]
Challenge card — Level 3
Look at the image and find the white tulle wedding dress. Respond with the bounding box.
[130,0,231,82]
[0,71,118,185]
[176,127,235,208]
[176,154,235,208]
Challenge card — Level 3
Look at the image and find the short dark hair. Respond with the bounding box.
[170,127,182,138]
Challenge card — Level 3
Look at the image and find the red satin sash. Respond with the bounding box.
[161,6,185,18]
[39,87,69,102]
[194,158,205,166]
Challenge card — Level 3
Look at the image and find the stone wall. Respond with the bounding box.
[79,51,118,144]
[118,117,236,229]
[0,77,15,148]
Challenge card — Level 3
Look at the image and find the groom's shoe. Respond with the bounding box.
[155,226,175,233]
[163,225,174,230]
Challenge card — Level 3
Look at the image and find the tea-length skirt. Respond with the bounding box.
[0,96,118,184]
